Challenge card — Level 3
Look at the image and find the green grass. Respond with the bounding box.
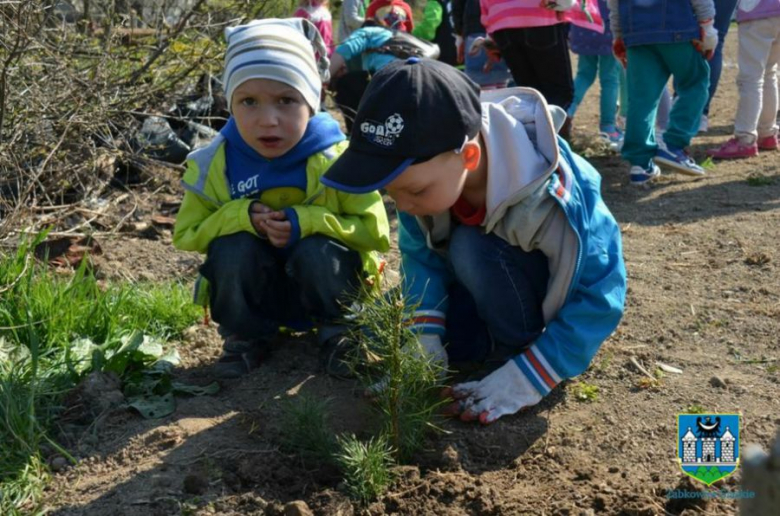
[685,404,706,414]
[0,235,199,513]
[746,173,774,187]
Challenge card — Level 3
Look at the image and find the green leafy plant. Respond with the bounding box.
[569,381,599,402]
[335,434,394,506]
[700,156,716,170]
[686,404,706,414]
[0,234,202,511]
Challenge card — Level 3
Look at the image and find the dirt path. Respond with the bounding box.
[45,35,779,515]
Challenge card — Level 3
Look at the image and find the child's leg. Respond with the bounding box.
[659,43,710,150]
[284,235,363,341]
[200,232,283,341]
[757,33,780,139]
[704,0,739,117]
[622,45,670,168]
[447,225,548,355]
[569,54,599,118]
[597,54,621,131]
[493,24,574,110]
[734,19,777,143]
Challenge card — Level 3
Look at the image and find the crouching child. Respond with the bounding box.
[321,57,626,424]
[173,19,390,379]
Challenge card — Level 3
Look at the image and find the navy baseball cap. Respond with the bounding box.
[322,57,482,193]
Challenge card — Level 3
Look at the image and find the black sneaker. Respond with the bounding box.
[319,334,359,379]
[214,337,271,379]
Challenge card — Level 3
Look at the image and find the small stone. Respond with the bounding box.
[709,376,728,389]
[441,444,460,470]
[49,456,69,472]
[592,495,608,512]
[283,500,313,516]
[608,466,620,474]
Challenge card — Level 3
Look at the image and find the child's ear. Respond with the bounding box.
[461,141,481,172]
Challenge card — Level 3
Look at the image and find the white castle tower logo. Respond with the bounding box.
[681,416,737,466]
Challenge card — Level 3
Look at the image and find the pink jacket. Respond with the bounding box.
[480,0,603,34]
[295,4,334,55]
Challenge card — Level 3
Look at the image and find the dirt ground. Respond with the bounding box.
[41,36,780,515]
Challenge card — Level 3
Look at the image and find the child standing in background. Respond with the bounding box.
[707,0,779,159]
[294,0,334,56]
[568,0,623,150]
[609,0,717,185]
[478,0,604,139]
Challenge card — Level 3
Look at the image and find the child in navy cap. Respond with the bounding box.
[322,58,627,424]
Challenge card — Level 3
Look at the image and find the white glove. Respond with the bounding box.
[694,20,718,59]
[541,0,576,11]
[365,334,448,396]
[415,334,448,371]
[445,359,542,424]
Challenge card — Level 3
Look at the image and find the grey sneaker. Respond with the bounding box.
[214,337,271,379]
[320,334,359,379]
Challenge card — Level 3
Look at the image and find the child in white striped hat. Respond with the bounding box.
[173,18,390,379]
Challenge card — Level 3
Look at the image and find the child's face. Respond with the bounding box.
[385,151,469,216]
[231,78,312,159]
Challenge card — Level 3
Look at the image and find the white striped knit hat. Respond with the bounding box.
[223,18,330,112]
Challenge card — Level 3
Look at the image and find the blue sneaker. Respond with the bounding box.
[655,145,705,176]
[629,162,661,186]
[599,127,624,151]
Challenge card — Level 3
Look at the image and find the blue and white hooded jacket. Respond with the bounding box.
[399,87,627,398]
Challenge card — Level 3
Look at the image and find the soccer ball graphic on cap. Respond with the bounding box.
[385,114,404,135]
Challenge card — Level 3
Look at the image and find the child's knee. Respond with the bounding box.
[204,232,275,279]
[286,236,362,285]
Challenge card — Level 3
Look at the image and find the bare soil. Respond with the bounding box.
[43,36,779,515]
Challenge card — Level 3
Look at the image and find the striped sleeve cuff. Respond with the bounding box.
[408,309,446,336]
[513,344,563,396]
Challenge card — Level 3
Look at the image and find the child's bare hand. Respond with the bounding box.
[249,202,273,236]
[262,211,293,248]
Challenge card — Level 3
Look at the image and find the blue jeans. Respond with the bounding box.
[569,54,622,131]
[444,225,549,362]
[704,0,738,115]
[200,232,363,342]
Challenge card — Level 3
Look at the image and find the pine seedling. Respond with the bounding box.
[346,287,448,462]
[278,394,338,462]
[335,434,394,505]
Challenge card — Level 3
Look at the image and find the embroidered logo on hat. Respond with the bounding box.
[360,113,405,148]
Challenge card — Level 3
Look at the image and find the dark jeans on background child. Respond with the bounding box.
[704,0,739,117]
[491,24,574,111]
[201,232,363,348]
[443,225,549,367]
[333,70,370,133]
